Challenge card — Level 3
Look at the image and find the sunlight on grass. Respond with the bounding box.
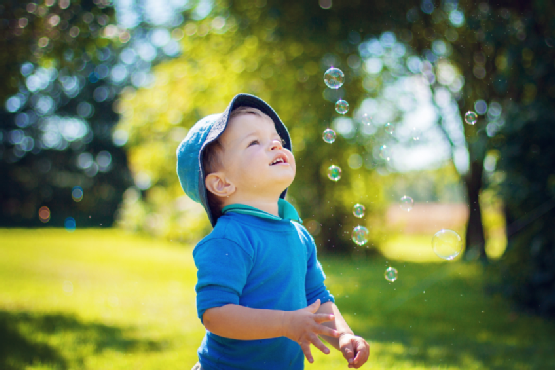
[0,228,204,369]
[380,231,506,263]
[379,235,444,262]
[1,228,553,369]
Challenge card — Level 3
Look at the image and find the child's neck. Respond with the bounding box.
[223,195,280,217]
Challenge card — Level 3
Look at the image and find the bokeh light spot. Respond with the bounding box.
[65,217,77,232]
[72,186,83,202]
[38,206,51,223]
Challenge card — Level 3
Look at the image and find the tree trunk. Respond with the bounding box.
[463,161,488,262]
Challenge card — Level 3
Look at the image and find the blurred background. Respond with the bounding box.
[1,0,555,369]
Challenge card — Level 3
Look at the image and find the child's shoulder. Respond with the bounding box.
[291,221,314,242]
[193,215,255,257]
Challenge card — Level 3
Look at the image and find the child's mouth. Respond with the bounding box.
[270,154,288,165]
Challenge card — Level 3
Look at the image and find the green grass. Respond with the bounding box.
[1,229,554,369]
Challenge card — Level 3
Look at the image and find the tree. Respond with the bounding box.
[1,0,197,227]
[1,0,133,227]
[493,108,555,317]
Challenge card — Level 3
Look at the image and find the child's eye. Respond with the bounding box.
[248,140,259,147]
[280,138,286,146]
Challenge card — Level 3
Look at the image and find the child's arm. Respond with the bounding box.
[203,299,341,363]
[316,301,370,368]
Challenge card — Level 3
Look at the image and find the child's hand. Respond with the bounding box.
[339,333,370,368]
[282,299,340,363]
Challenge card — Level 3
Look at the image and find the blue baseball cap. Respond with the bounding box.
[176,93,292,226]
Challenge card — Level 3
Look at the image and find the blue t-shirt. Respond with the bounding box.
[193,211,334,370]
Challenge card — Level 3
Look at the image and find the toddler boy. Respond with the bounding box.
[177,94,369,369]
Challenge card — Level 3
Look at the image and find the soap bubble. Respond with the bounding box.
[465,111,478,125]
[384,267,398,282]
[361,113,371,125]
[38,206,51,223]
[400,195,413,211]
[432,229,462,260]
[327,165,341,182]
[72,186,83,202]
[385,122,395,135]
[412,127,420,141]
[353,203,365,218]
[379,145,392,161]
[352,225,369,246]
[322,128,336,144]
[335,99,349,114]
[65,217,77,232]
[324,67,345,89]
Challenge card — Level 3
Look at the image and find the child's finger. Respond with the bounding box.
[314,324,339,338]
[310,336,331,355]
[353,339,370,365]
[314,313,335,323]
[341,342,355,364]
[300,342,314,363]
[306,299,320,313]
[348,339,369,368]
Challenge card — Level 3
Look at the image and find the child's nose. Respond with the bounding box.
[270,139,283,150]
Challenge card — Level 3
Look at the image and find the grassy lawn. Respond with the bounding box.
[1,229,554,369]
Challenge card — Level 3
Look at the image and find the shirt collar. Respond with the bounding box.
[221,199,302,224]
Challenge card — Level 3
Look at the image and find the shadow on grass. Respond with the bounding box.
[321,255,555,369]
[0,310,164,370]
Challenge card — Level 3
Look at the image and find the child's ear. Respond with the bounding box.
[205,172,236,197]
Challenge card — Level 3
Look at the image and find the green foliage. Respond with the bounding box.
[2,228,555,369]
[1,0,135,228]
[0,0,118,102]
[116,0,387,252]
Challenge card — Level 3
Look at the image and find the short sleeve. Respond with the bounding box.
[303,230,335,306]
[193,238,254,323]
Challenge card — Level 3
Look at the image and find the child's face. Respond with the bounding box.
[218,108,296,199]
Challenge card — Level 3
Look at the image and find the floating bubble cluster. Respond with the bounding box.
[353,203,365,218]
[65,217,77,232]
[379,145,392,161]
[322,128,336,144]
[385,122,395,135]
[351,225,369,246]
[465,111,478,125]
[400,195,414,211]
[72,186,83,202]
[38,206,51,223]
[327,165,342,182]
[323,67,345,89]
[335,99,349,114]
[432,229,462,260]
[384,267,398,282]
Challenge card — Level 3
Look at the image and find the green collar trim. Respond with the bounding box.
[222,199,302,224]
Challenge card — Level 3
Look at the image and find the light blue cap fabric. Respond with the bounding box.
[176,94,292,226]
